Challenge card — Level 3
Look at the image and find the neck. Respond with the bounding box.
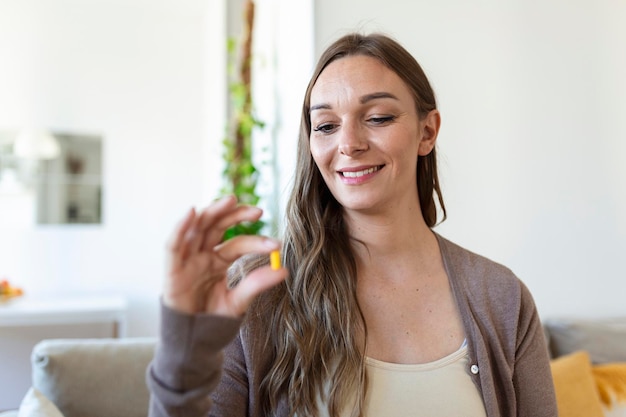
[344,201,439,272]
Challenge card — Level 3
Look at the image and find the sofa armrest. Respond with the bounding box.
[544,317,626,363]
[32,338,156,417]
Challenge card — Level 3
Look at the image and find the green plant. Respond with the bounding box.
[220,0,265,240]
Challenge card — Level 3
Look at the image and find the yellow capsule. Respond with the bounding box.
[270,250,281,270]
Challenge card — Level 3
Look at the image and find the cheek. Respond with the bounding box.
[309,139,333,170]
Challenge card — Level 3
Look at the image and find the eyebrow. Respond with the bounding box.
[360,92,399,103]
[310,91,399,112]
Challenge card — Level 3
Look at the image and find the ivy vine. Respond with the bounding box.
[220,0,265,240]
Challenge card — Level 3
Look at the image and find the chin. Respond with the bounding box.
[337,198,383,214]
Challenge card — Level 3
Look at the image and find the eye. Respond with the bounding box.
[367,115,396,125]
[312,123,338,134]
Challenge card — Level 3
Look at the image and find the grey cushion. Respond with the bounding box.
[31,338,156,417]
[544,318,626,364]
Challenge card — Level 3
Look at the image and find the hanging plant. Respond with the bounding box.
[221,0,265,240]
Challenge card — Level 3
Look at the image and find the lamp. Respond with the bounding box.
[13,128,61,159]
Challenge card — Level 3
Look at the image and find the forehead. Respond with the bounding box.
[310,55,411,104]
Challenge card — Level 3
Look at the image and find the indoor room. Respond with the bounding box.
[1,0,625,415]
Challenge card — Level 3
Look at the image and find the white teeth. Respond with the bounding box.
[342,166,379,178]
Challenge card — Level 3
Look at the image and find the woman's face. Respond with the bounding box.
[309,55,438,215]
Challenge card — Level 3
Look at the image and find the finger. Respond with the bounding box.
[168,207,196,253]
[187,210,210,255]
[179,196,240,257]
[168,208,198,269]
[223,266,288,316]
[199,205,264,251]
[214,205,263,230]
[213,235,280,264]
[199,195,239,228]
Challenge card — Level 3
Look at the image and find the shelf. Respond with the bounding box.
[0,295,128,337]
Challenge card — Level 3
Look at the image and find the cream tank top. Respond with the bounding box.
[314,345,487,417]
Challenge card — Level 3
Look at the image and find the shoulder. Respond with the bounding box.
[435,233,536,318]
[436,234,543,357]
[436,233,517,285]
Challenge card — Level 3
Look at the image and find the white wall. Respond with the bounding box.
[0,0,314,408]
[0,0,218,407]
[313,0,626,319]
[0,0,219,333]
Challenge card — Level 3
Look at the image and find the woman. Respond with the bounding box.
[147,32,557,417]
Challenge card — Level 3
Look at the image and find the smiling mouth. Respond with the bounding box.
[340,165,384,178]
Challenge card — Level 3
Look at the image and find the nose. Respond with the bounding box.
[338,121,368,156]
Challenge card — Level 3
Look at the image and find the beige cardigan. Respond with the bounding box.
[147,234,557,417]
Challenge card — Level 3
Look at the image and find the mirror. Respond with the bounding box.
[0,129,102,226]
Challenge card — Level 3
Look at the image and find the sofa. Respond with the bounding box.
[6,318,626,417]
[543,317,626,417]
[8,338,156,417]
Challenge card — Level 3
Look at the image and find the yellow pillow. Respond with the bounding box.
[550,350,604,417]
[593,363,626,409]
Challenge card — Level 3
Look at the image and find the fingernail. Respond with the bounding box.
[217,195,236,205]
[264,238,280,248]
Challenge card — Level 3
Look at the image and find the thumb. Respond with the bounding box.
[228,266,288,316]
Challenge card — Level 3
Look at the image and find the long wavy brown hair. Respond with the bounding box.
[249,32,446,417]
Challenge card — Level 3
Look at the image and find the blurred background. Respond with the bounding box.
[0,0,624,409]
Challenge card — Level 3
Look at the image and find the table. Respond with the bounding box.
[0,295,128,337]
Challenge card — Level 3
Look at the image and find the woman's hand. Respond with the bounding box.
[163,195,287,317]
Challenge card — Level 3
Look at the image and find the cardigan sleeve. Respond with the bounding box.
[208,332,251,416]
[512,282,558,416]
[147,302,244,417]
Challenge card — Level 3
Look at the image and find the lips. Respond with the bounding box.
[339,165,384,178]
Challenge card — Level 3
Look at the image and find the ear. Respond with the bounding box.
[418,109,441,156]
